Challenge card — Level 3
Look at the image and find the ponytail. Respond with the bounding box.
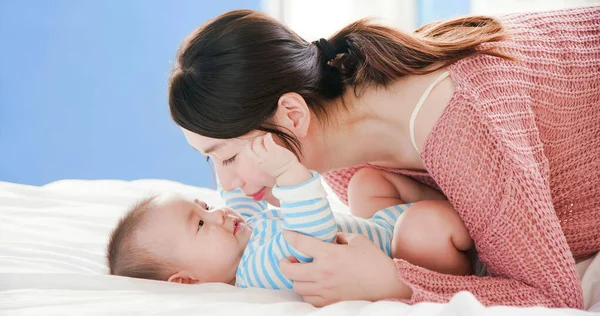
[325,16,513,90]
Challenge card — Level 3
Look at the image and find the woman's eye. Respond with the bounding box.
[198,220,204,231]
[222,155,237,166]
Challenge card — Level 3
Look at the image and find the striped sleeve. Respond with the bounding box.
[335,204,409,257]
[271,171,338,260]
[237,232,296,289]
[370,204,409,231]
[218,185,268,222]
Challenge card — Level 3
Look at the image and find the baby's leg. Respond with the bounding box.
[347,168,405,219]
[348,168,446,219]
[391,200,473,276]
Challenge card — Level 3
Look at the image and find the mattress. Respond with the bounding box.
[1,179,598,315]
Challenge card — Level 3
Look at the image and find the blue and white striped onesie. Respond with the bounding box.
[220,171,409,290]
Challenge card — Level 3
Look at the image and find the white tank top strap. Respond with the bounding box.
[409,71,450,154]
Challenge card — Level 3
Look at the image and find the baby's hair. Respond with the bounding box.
[106,196,170,280]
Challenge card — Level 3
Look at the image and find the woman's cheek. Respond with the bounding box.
[239,155,276,186]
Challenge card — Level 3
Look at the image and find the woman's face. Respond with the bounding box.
[182,128,280,206]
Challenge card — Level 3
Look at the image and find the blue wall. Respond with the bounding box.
[0,0,260,188]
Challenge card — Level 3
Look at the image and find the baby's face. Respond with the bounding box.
[141,195,251,284]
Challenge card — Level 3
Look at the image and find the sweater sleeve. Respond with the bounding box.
[393,92,583,308]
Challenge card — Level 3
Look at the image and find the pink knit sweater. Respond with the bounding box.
[323,6,600,309]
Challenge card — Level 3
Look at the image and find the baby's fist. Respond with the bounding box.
[244,133,299,178]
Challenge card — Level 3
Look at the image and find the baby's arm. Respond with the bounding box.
[244,133,338,246]
[218,186,269,222]
[237,173,337,289]
[348,168,446,218]
[274,171,338,247]
[236,171,337,289]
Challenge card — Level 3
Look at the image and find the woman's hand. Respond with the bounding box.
[280,231,412,307]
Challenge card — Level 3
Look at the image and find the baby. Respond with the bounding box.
[107,133,473,288]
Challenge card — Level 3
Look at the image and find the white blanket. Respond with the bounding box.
[0,179,598,315]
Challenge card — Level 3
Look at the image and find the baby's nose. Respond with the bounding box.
[209,208,227,224]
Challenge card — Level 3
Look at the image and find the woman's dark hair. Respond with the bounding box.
[169,10,512,156]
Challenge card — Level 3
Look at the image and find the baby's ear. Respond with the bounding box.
[168,271,199,284]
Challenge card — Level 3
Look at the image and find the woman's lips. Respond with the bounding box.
[248,187,266,201]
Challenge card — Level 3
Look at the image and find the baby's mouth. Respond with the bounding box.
[233,220,240,235]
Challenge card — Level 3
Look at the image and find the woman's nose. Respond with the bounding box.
[215,167,245,191]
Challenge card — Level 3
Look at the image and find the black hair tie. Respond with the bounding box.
[313,38,337,62]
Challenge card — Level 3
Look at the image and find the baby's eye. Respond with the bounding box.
[198,220,204,231]
[194,199,210,210]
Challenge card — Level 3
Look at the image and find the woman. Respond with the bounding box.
[167,6,599,308]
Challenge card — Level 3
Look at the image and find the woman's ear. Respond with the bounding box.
[168,270,200,284]
[273,92,311,138]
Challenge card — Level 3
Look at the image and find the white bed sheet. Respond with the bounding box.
[0,179,598,316]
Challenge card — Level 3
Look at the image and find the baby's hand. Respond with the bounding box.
[244,133,301,179]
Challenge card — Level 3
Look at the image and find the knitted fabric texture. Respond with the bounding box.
[323,6,600,308]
